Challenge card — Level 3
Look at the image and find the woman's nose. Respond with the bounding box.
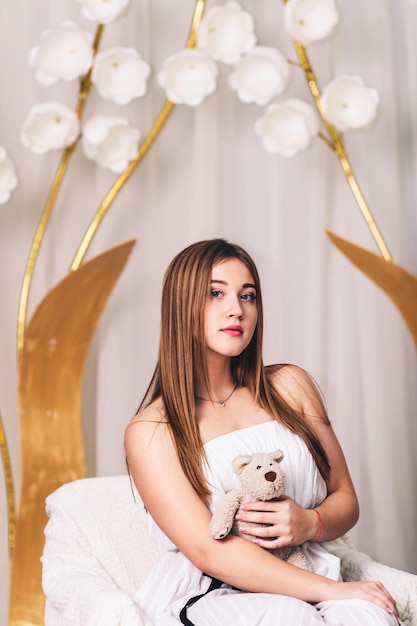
[226,296,243,318]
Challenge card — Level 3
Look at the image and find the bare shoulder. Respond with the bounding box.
[126,397,167,427]
[124,398,171,452]
[266,363,328,423]
[267,363,318,396]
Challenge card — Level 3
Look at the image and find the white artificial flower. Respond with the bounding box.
[76,0,130,24]
[0,147,18,204]
[228,46,291,106]
[197,1,256,64]
[29,21,93,86]
[284,0,340,45]
[321,75,380,132]
[255,99,319,156]
[92,46,151,105]
[157,49,218,106]
[21,102,80,154]
[81,115,141,173]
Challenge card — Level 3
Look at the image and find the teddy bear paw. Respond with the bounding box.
[209,519,231,539]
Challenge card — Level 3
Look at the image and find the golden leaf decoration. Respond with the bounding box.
[8,239,135,625]
[0,410,15,554]
[327,230,417,349]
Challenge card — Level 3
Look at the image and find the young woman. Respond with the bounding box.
[125,238,401,625]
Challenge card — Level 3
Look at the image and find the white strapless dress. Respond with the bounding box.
[133,421,397,626]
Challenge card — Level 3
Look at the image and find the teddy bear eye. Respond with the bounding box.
[256,465,261,470]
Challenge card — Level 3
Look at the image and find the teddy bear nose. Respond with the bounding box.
[265,471,276,482]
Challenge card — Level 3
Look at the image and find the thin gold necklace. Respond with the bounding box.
[195,384,237,408]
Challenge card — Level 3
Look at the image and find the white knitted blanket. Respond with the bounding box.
[42,475,163,625]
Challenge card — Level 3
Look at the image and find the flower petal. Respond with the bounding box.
[76,0,130,24]
[321,75,380,132]
[0,148,18,204]
[21,102,80,154]
[197,1,256,64]
[92,46,151,105]
[255,99,319,156]
[284,0,340,45]
[81,115,141,173]
[29,21,93,85]
[157,49,218,106]
[228,46,291,106]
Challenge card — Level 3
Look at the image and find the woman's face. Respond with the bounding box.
[203,258,258,360]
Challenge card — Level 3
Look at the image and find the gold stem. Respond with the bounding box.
[17,147,74,358]
[76,24,105,118]
[0,411,15,554]
[70,0,207,270]
[70,100,174,270]
[293,41,392,262]
[17,24,104,359]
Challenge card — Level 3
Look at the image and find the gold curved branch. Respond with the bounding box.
[76,24,105,117]
[17,24,105,359]
[0,411,15,554]
[70,0,207,270]
[293,41,392,263]
[70,99,175,270]
[17,146,75,359]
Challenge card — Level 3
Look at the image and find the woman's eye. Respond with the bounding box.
[211,289,222,298]
[241,292,256,302]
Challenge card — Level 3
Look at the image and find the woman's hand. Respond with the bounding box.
[330,580,401,624]
[236,496,318,549]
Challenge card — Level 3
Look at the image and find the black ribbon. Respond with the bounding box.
[179,574,225,625]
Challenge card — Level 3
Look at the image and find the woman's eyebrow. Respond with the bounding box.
[210,279,256,290]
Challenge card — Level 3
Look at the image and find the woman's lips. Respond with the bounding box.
[221,325,243,337]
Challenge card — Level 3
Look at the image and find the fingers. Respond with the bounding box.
[251,536,283,549]
[236,499,305,546]
[373,582,401,625]
[235,509,283,544]
[236,500,288,527]
[236,510,278,528]
[237,521,295,550]
[339,581,401,625]
[239,499,288,513]
[235,507,278,539]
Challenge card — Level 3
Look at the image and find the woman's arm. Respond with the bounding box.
[237,364,359,548]
[124,402,399,621]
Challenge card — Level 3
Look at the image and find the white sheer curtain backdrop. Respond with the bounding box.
[0,1,416,623]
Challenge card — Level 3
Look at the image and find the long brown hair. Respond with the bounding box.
[138,239,330,502]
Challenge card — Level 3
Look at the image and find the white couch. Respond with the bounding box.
[41,475,417,625]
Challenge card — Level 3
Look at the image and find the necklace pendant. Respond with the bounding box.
[195,383,237,407]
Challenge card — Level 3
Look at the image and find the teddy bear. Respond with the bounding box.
[208,449,311,571]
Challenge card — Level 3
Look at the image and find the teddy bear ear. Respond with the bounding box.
[274,449,284,463]
[232,454,252,474]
